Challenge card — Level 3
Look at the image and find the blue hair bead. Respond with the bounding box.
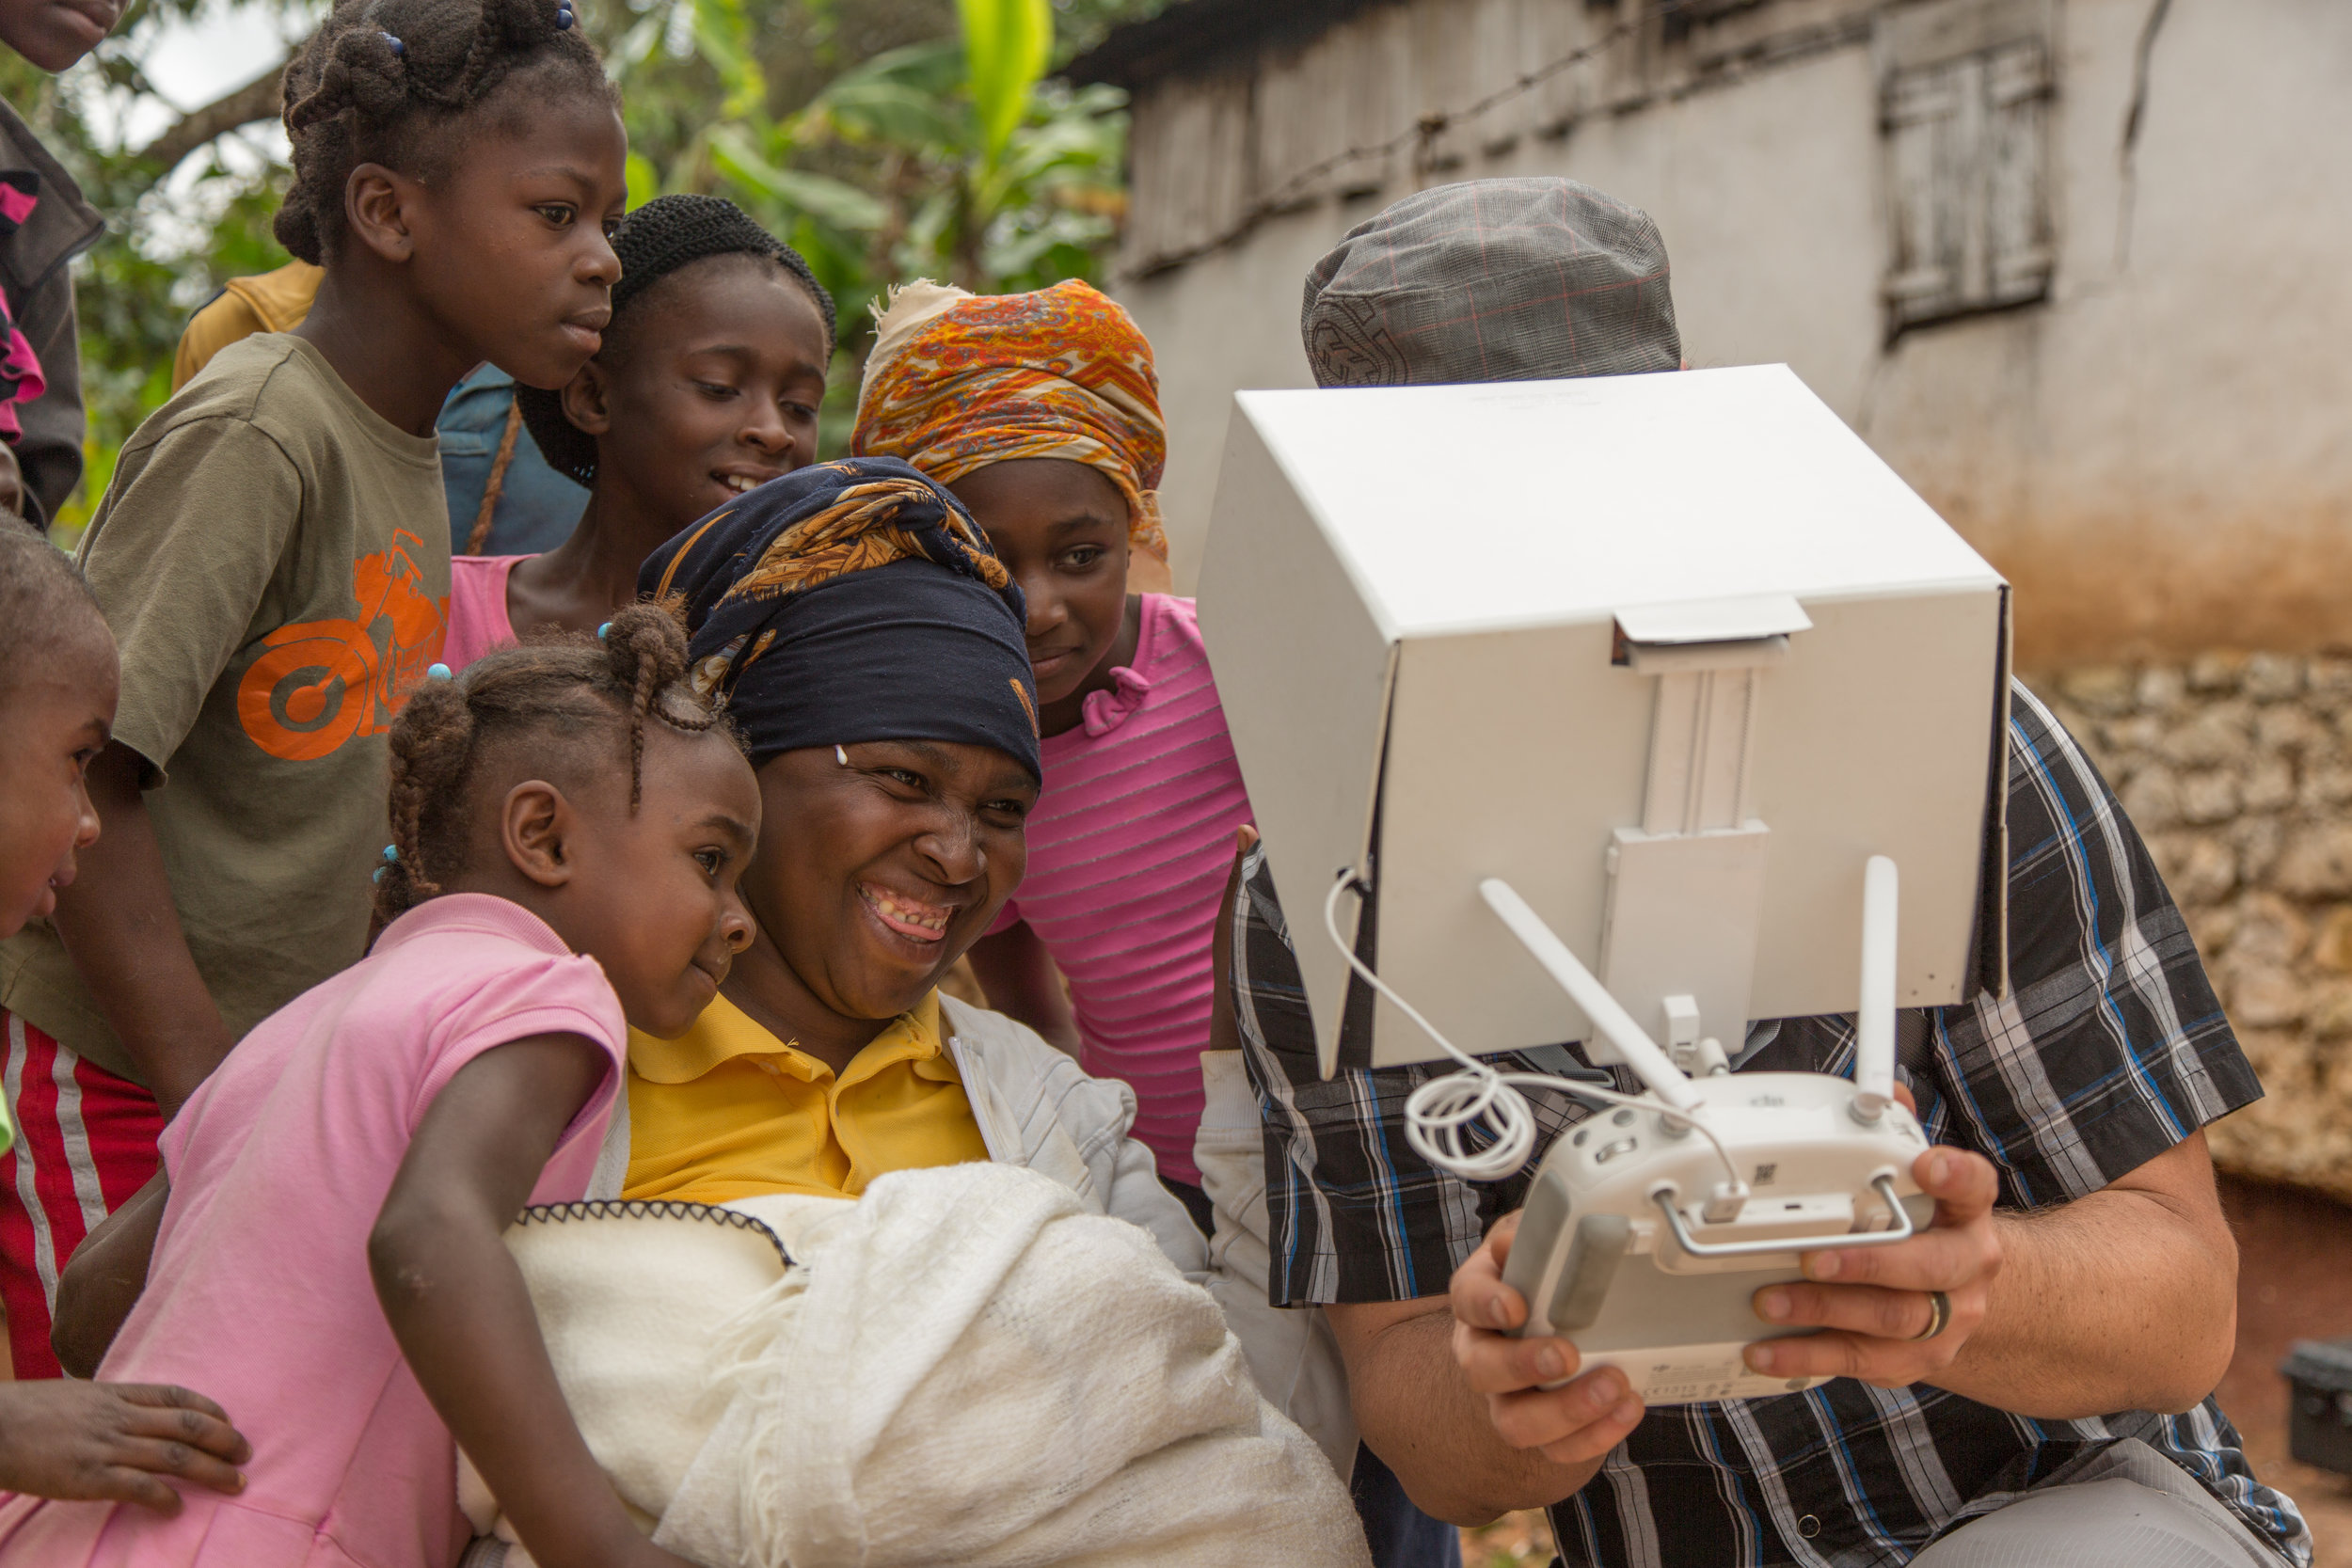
[381,30,405,55]
[383,845,400,863]
[596,622,612,641]
[554,5,573,27]
[373,866,387,884]
[426,661,452,682]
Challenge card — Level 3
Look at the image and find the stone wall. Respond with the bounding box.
[2030,655,2352,1201]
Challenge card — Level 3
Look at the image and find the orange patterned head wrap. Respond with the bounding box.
[850,278,1168,564]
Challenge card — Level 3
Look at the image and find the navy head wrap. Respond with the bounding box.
[641,456,1041,780]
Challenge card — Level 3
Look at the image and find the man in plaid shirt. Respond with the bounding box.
[1226,179,2307,1567]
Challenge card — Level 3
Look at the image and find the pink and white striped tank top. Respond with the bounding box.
[990,594,1255,1184]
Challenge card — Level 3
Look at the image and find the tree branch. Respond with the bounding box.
[135,59,289,174]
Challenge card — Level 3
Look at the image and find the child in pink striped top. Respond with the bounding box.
[963,569,1250,1197]
[852,282,1248,1216]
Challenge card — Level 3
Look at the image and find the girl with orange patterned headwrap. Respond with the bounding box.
[851,280,1256,1241]
[851,277,1168,567]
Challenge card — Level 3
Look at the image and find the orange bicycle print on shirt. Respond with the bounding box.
[236,530,449,762]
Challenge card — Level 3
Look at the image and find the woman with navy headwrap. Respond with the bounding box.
[618,456,1203,1272]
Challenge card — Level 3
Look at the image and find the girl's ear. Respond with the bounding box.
[343,163,419,264]
[561,359,615,438]
[1123,531,1171,595]
[501,781,576,887]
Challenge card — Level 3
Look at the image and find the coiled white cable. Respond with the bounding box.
[1321,870,1743,1188]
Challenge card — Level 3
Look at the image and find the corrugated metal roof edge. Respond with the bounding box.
[1064,0,1393,90]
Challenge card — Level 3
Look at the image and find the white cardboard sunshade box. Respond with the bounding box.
[1197,365,2010,1077]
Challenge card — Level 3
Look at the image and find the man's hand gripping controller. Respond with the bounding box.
[1330,858,1935,1405]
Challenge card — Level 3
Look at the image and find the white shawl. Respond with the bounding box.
[470,1162,1368,1568]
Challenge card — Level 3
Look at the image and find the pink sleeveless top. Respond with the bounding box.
[443,554,522,672]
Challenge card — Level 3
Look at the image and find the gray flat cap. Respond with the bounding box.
[1301,178,1681,387]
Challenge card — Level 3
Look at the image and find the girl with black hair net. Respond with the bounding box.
[0,0,626,1380]
[440,194,836,672]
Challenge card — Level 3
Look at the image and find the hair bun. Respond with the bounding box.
[600,600,691,699]
[275,0,610,265]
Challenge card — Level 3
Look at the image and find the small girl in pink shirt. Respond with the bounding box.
[1,604,759,1568]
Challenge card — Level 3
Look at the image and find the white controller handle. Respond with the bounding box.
[1478,879,1704,1115]
[1651,1173,1917,1258]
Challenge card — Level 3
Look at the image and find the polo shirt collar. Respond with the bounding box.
[630,989,950,1087]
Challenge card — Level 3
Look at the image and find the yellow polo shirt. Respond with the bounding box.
[621,990,991,1204]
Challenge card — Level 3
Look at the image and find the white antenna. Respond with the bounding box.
[1851,855,1899,1121]
[1478,879,1705,1115]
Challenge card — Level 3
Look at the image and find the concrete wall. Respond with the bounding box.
[1114,0,2352,670]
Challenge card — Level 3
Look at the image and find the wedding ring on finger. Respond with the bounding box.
[1910,1289,1951,1341]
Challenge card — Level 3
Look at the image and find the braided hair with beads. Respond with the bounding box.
[275,0,611,266]
[373,603,729,924]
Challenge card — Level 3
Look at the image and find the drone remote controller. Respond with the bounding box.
[1500,1070,1931,1403]
[1376,860,1937,1406]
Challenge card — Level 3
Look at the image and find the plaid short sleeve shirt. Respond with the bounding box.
[1232,685,2307,1567]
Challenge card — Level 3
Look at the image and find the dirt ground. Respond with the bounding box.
[2218,1176,2352,1565]
[1462,1510,1556,1567]
[1462,1174,2352,1567]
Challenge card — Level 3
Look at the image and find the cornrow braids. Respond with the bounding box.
[376,671,473,910]
[276,0,612,265]
[373,602,731,924]
[607,602,723,810]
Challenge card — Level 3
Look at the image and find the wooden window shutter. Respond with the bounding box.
[1878,1,2056,335]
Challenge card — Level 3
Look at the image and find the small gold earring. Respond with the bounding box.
[835,744,850,767]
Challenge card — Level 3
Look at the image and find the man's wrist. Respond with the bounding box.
[1336,1294,1621,1523]
[1407,1447,1602,1525]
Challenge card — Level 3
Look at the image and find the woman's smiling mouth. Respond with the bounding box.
[858,882,952,942]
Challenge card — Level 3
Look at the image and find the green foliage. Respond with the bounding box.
[959,0,1048,171]
[613,0,1129,322]
[6,0,303,534]
[58,152,295,532]
[28,0,1139,516]
[605,0,1132,447]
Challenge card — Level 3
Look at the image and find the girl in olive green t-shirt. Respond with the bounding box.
[0,0,628,1382]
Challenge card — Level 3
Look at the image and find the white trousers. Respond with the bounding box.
[1913,1440,2295,1568]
